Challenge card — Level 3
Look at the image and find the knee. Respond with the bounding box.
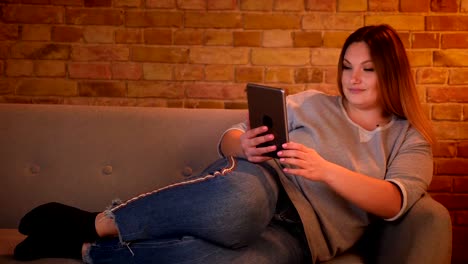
[216,186,277,248]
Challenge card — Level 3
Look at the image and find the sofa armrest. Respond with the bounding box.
[371,194,452,264]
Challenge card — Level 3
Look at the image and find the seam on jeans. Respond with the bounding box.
[110,156,237,213]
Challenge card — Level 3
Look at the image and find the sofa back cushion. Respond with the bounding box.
[0,104,245,228]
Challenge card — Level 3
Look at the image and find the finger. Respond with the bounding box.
[246,144,276,158]
[279,157,307,168]
[244,129,275,149]
[277,149,307,160]
[252,133,275,148]
[245,148,273,162]
[282,142,303,150]
[256,145,277,155]
[245,125,268,139]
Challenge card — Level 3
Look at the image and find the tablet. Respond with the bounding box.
[246,83,289,158]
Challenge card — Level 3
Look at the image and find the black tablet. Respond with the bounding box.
[246,83,289,158]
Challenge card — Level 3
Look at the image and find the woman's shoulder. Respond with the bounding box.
[391,118,431,149]
[287,89,338,107]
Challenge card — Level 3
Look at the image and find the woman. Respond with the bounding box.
[14,24,434,263]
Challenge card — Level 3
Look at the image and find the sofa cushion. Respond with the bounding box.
[0,104,245,229]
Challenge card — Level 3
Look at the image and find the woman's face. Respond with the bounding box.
[341,41,380,111]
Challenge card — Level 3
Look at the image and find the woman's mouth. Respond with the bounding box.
[348,88,366,94]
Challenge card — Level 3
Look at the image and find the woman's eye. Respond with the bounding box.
[342,65,351,70]
[364,68,375,72]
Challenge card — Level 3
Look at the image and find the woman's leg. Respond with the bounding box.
[14,157,281,261]
[104,157,280,248]
[84,223,306,264]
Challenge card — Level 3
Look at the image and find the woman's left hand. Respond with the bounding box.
[278,142,403,219]
[277,142,331,182]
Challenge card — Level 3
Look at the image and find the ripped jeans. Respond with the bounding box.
[83,157,308,264]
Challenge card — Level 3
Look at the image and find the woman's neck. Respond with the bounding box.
[342,99,391,131]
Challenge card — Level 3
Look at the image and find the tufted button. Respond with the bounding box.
[182,166,193,177]
[102,165,113,175]
[30,165,40,174]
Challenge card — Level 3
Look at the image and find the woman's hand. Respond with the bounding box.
[277,142,331,181]
[278,142,402,218]
[240,125,277,163]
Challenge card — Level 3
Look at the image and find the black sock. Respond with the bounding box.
[18,202,99,242]
[14,235,83,261]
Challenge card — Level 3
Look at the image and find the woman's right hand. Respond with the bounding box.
[240,125,276,163]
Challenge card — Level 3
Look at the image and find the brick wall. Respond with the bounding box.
[0,0,467,262]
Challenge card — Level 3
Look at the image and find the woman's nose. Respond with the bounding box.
[350,70,361,84]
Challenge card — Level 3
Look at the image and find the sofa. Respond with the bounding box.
[0,103,452,263]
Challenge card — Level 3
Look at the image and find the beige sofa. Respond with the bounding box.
[0,104,452,263]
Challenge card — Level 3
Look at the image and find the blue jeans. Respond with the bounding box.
[84,157,307,264]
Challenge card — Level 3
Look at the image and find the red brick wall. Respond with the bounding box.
[1,0,467,262]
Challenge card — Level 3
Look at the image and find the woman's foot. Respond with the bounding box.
[18,202,99,242]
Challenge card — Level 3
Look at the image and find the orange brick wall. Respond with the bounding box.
[0,0,467,262]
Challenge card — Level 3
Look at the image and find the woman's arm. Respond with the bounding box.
[322,163,402,219]
[278,142,402,219]
[220,129,246,158]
